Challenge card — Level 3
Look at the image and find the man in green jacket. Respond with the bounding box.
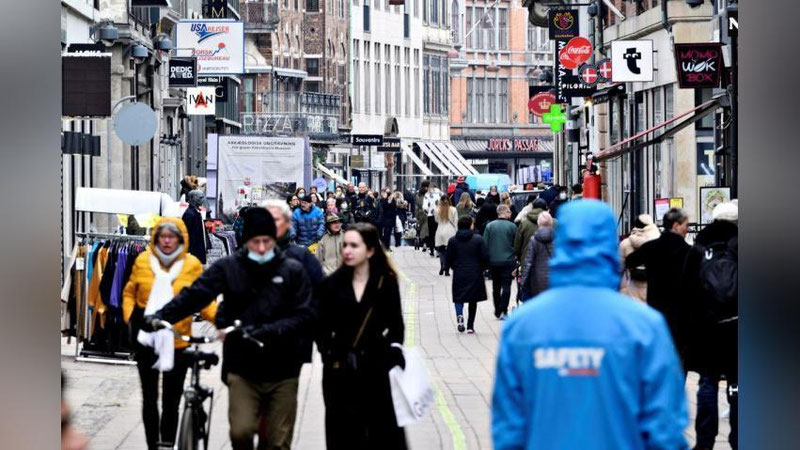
[483,204,518,319]
[514,198,548,262]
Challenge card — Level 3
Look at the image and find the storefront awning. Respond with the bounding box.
[401,146,434,176]
[414,142,455,176]
[428,142,479,175]
[274,68,307,79]
[450,137,555,158]
[315,163,349,185]
[595,97,723,161]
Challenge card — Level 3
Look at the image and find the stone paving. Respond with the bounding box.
[61,245,732,449]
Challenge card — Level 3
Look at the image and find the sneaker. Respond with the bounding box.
[467,328,475,334]
[444,271,450,276]
[457,315,465,333]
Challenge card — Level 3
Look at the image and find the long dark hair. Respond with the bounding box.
[345,222,397,279]
[418,180,430,197]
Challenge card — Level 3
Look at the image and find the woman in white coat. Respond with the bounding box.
[435,194,458,276]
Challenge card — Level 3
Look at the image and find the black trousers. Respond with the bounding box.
[490,264,514,316]
[454,302,479,329]
[436,246,449,272]
[380,225,394,250]
[136,348,190,449]
[322,366,407,450]
[426,216,438,254]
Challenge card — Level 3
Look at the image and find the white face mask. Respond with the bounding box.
[559,193,567,200]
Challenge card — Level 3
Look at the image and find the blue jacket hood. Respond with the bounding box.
[548,199,620,290]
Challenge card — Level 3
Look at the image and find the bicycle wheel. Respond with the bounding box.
[177,408,199,450]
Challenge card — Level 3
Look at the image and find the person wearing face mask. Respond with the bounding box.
[548,186,570,218]
[336,198,355,229]
[123,217,216,450]
[146,207,314,450]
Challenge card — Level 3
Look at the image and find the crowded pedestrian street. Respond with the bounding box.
[62,245,732,450]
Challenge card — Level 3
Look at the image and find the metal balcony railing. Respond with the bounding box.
[261,91,342,115]
[243,0,280,32]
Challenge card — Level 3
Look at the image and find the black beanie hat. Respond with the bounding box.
[242,207,277,243]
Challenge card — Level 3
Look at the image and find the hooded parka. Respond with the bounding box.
[122,217,216,349]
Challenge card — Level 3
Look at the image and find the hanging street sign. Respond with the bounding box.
[597,58,613,81]
[548,9,579,41]
[611,40,653,82]
[542,105,567,133]
[186,86,217,115]
[529,92,557,117]
[558,36,593,70]
[579,64,600,86]
[351,134,384,146]
[675,43,723,89]
[113,102,158,145]
[377,136,401,152]
[168,57,198,87]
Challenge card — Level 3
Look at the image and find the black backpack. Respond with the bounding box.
[697,236,738,324]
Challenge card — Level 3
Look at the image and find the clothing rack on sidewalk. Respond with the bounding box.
[72,231,150,365]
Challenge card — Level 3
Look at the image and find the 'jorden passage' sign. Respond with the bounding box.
[675,43,723,89]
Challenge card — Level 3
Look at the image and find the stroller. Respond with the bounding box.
[403,212,420,249]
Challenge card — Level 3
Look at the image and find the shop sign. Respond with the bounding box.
[169,57,197,87]
[697,142,716,175]
[675,43,723,89]
[62,55,111,117]
[542,105,567,133]
[350,155,365,168]
[487,138,543,152]
[378,136,401,152]
[561,74,595,98]
[198,76,228,102]
[548,9,579,41]
[351,134,384,146]
[203,0,228,18]
[187,86,217,115]
[528,92,557,117]
[176,20,244,75]
[611,40,653,82]
[241,113,338,138]
[558,36,592,70]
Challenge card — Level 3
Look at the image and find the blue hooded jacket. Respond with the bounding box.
[492,200,688,450]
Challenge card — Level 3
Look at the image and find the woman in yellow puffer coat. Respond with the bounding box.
[123,217,216,450]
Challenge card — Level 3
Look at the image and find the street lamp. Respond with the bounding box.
[155,34,172,52]
[90,21,119,47]
[126,42,150,64]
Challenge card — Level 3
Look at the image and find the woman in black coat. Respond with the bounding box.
[446,216,489,333]
[316,223,407,450]
[377,188,398,251]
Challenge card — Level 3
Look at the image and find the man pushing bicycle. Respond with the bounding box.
[144,207,315,450]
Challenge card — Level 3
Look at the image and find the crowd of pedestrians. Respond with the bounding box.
[91,175,739,450]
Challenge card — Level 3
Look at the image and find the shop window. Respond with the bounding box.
[695,88,714,131]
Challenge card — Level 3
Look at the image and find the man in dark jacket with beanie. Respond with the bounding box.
[183,190,209,264]
[148,207,315,450]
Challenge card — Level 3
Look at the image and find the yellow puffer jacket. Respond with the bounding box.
[122,217,216,349]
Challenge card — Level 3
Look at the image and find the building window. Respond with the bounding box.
[486,9,496,50]
[395,46,401,116]
[487,77,496,123]
[404,11,410,38]
[405,66,410,116]
[375,44,381,114]
[431,0,438,25]
[385,45,391,115]
[306,0,319,11]
[466,77,473,122]
[243,77,256,113]
[465,7,473,48]
[306,58,319,76]
[353,42,360,113]
[498,9,508,50]
[441,0,447,27]
[475,78,484,122]
[695,88,714,130]
[306,81,321,92]
[443,58,448,113]
[423,0,428,23]
[498,78,506,123]
[364,4,370,31]
[451,0,460,42]
[433,57,441,114]
[475,7,484,49]
[423,55,430,115]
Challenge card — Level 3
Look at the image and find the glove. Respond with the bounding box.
[389,345,406,370]
[140,315,161,333]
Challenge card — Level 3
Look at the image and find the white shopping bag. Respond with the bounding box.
[395,216,404,233]
[388,345,435,427]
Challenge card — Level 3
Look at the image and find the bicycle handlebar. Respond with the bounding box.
[150,319,265,348]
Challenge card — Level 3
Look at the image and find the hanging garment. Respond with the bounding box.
[89,246,109,334]
[137,255,185,372]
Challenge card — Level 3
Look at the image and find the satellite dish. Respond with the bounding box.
[113,102,157,146]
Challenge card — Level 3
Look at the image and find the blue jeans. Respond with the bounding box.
[454,302,478,329]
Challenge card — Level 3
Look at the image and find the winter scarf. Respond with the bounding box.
[137,254,184,372]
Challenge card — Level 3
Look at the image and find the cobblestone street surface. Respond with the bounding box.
[62,246,732,449]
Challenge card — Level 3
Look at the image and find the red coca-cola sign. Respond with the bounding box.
[528,92,557,117]
[559,36,592,70]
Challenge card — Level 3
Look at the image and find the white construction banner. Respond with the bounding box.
[217,136,308,213]
[176,20,244,75]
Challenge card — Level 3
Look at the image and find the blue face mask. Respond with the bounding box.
[248,249,275,265]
